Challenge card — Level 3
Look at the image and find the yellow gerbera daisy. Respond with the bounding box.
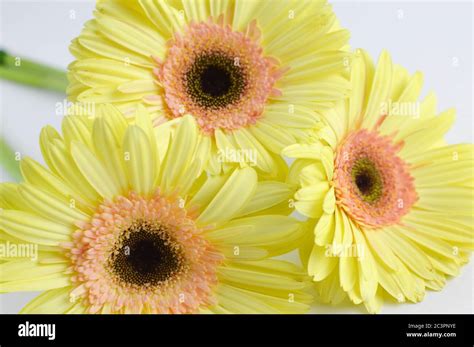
[68,0,350,175]
[0,105,311,314]
[284,49,474,313]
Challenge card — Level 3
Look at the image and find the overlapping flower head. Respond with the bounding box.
[1,0,471,316]
[68,0,350,175]
[0,105,312,314]
[284,49,474,313]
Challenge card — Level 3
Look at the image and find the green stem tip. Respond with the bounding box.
[0,49,68,93]
[0,137,22,182]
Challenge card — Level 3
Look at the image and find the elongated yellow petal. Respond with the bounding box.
[61,116,94,149]
[189,172,230,211]
[264,103,319,128]
[249,121,295,153]
[18,183,89,225]
[197,167,257,226]
[352,226,378,301]
[233,128,275,173]
[0,260,68,282]
[295,182,329,201]
[139,0,185,37]
[218,267,307,291]
[314,212,336,246]
[361,50,392,129]
[316,268,346,305]
[404,212,473,243]
[96,13,164,57]
[0,210,72,245]
[92,116,128,193]
[364,230,399,271]
[206,215,301,253]
[181,0,210,23]
[0,183,23,210]
[0,274,70,292]
[322,186,336,214]
[39,125,63,176]
[339,254,357,292]
[236,181,292,217]
[308,245,337,281]
[160,115,198,193]
[416,186,472,215]
[294,199,324,219]
[71,141,121,200]
[400,109,456,158]
[347,50,367,133]
[46,139,99,203]
[282,143,324,160]
[123,125,155,195]
[299,162,327,186]
[375,262,405,302]
[382,228,435,280]
[20,287,75,314]
[215,284,280,313]
[395,226,459,260]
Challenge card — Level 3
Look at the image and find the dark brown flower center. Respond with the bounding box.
[185,51,247,109]
[108,221,186,287]
[351,157,383,204]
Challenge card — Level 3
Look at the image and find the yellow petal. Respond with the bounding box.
[122,125,155,195]
[189,173,230,211]
[139,0,185,37]
[20,287,75,314]
[322,186,336,214]
[46,138,99,203]
[160,115,199,194]
[18,183,89,225]
[382,228,435,280]
[282,142,324,160]
[236,181,292,217]
[92,116,128,193]
[0,260,68,282]
[314,212,335,246]
[197,167,257,227]
[249,120,296,154]
[71,141,121,200]
[61,116,93,149]
[308,245,337,281]
[0,210,72,246]
[95,13,164,57]
[339,253,357,292]
[233,128,275,173]
[347,50,367,133]
[361,50,393,129]
[352,226,378,301]
[364,230,399,271]
[0,273,70,292]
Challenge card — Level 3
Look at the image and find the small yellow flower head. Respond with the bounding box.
[285,49,474,313]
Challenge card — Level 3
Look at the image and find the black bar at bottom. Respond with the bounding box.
[0,314,472,345]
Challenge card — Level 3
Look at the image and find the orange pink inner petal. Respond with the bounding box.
[152,18,285,134]
[333,129,418,229]
[63,191,223,314]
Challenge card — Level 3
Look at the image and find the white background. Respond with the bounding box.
[0,0,472,314]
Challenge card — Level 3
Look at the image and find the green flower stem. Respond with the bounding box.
[0,50,69,182]
[0,137,22,182]
[0,50,68,93]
